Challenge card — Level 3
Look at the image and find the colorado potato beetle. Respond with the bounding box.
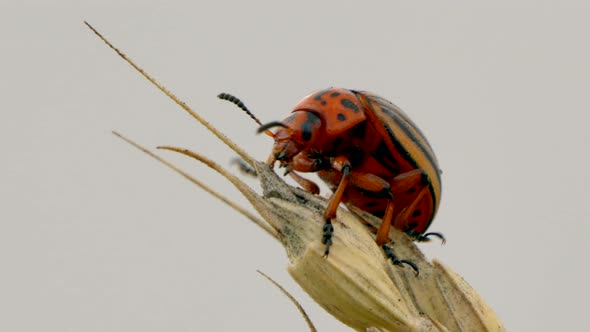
[220,88,443,269]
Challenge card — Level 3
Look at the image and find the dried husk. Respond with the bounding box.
[239,161,505,332]
[166,150,506,331]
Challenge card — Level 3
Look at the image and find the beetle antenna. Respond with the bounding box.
[218,92,275,138]
[218,93,262,126]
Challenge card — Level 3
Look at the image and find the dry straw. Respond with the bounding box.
[87,22,505,332]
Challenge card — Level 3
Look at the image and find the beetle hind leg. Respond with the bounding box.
[395,182,445,244]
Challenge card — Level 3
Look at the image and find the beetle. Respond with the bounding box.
[220,88,443,269]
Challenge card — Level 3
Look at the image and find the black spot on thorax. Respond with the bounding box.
[300,112,320,141]
[341,98,360,113]
[314,89,331,101]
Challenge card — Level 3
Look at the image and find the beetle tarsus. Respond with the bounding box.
[322,219,334,256]
[382,244,419,276]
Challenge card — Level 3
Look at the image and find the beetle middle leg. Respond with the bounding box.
[335,169,421,274]
[322,160,397,256]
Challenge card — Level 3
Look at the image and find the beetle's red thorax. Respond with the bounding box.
[292,88,367,136]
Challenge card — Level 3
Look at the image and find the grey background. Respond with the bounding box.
[2,1,589,331]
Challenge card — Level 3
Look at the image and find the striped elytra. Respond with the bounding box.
[265,87,442,252]
[355,90,441,232]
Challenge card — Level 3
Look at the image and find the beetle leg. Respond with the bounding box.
[348,172,393,198]
[375,169,426,246]
[291,152,326,172]
[323,156,352,220]
[322,156,352,256]
[284,154,324,195]
[376,168,445,244]
[288,171,320,195]
[329,170,421,271]
[375,200,396,246]
[334,171,396,246]
[393,173,445,244]
[389,169,427,193]
[393,186,429,230]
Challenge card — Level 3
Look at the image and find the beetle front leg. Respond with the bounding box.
[286,152,329,195]
[287,171,320,195]
[322,156,352,256]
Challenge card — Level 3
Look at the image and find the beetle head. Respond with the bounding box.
[260,111,322,167]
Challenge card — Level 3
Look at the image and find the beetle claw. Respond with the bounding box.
[411,231,446,244]
[382,244,419,276]
[398,260,420,276]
